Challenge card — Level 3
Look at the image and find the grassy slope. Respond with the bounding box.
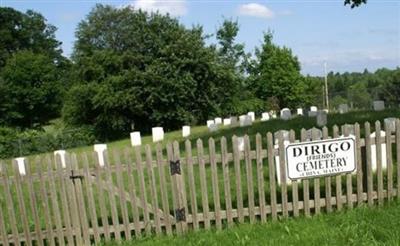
[67,109,400,156]
[105,201,400,246]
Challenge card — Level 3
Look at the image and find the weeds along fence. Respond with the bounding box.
[0,120,399,245]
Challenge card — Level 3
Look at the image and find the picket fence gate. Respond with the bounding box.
[0,120,399,245]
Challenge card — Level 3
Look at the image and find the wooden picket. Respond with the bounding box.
[0,120,399,245]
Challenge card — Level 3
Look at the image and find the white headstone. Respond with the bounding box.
[94,144,107,167]
[209,123,219,132]
[305,128,323,140]
[130,131,141,146]
[223,118,231,126]
[370,131,387,171]
[152,127,164,142]
[15,157,26,176]
[342,124,355,136]
[373,100,385,111]
[280,108,291,120]
[247,112,255,122]
[54,150,67,168]
[182,126,190,137]
[244,115,253,126]
[239,115,247,127]
[274,130,290,144]
[230,116,238,126]
[270,110,277,118]
[316,110,327,127]
[215,117,222,125]
[297,108,303,116]
[237,137,245,152]
[308,106,318,117]
[339,104,349,114]
[274,141,291,185]
[384,118,397,133]
[206,120,215,128]
[261,112,270,121]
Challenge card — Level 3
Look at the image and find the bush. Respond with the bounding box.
[0,126,95,159]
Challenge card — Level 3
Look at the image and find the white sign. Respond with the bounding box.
[286,137,356,180]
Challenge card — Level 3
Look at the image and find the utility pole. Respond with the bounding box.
[324,61,329,110]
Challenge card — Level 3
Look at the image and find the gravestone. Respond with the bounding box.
[342,124,355,136]
[223,118,231,126]
[316,110,327,127]
[370,131,387,171]
[297,108,303,116]
[15,157,26,176]
[306,128,323,140]
[272,132,291,185]
[215,117,222,125]
[261,112,270,121]
[274,130,290,144]
[239,115,246,127]
[270,110,277,118]
[206,120,214,128]
[308,106,318,117]
[230,116,238,126]
[247,112,255,122]
[130,131,141,146]
[237,137,245,152]
[384,117,396,133]
[339,104,349,114]
[182,126,190,137]
[280,108,291,120]
[94,144,107,167]
[244,115,253,126]
[54,150,67,168]
[152,127,164,142]
[373,100,385,111]
[209,123,219,132]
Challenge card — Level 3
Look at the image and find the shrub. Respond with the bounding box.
[0,126,95,159]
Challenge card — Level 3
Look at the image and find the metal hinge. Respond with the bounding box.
[70,170,84,182]
[175,208,186,222]
[170,160,181,175]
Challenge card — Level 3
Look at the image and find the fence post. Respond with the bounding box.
[385,121,393,201]
[169,141,187,234]
[396,119,400,198]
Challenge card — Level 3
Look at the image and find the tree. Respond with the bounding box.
[247,32,306,109]
[215,19,253,114]
[0,7,63,68]
[347,81,371,109]
[344,0,367,8]
[0,51,66,128]
[65,5,238,139]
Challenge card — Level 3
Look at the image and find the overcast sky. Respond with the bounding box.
[1,0,399,75]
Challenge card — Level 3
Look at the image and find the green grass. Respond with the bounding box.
[105,200,400,246]
[1,109,399,241]
[12,108,400,162]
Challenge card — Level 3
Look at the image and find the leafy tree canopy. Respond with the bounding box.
[247,32,307,109]
[0,7,63,67]
[344,0,367,8]
[65,5,240,139]
[0,51,67,128]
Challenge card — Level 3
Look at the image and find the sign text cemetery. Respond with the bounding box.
[286,137,356,179]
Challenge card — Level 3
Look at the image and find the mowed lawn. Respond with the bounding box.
[104,200,400,246]
[17,108,400,161]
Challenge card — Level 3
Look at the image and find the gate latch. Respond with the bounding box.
[70,170,84,181]
[170,160,181,175]
[175,208,186,222]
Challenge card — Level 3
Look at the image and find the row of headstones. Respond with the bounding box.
[337,100,385,114]
[13,118,397,178]
[206,106,322,132]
